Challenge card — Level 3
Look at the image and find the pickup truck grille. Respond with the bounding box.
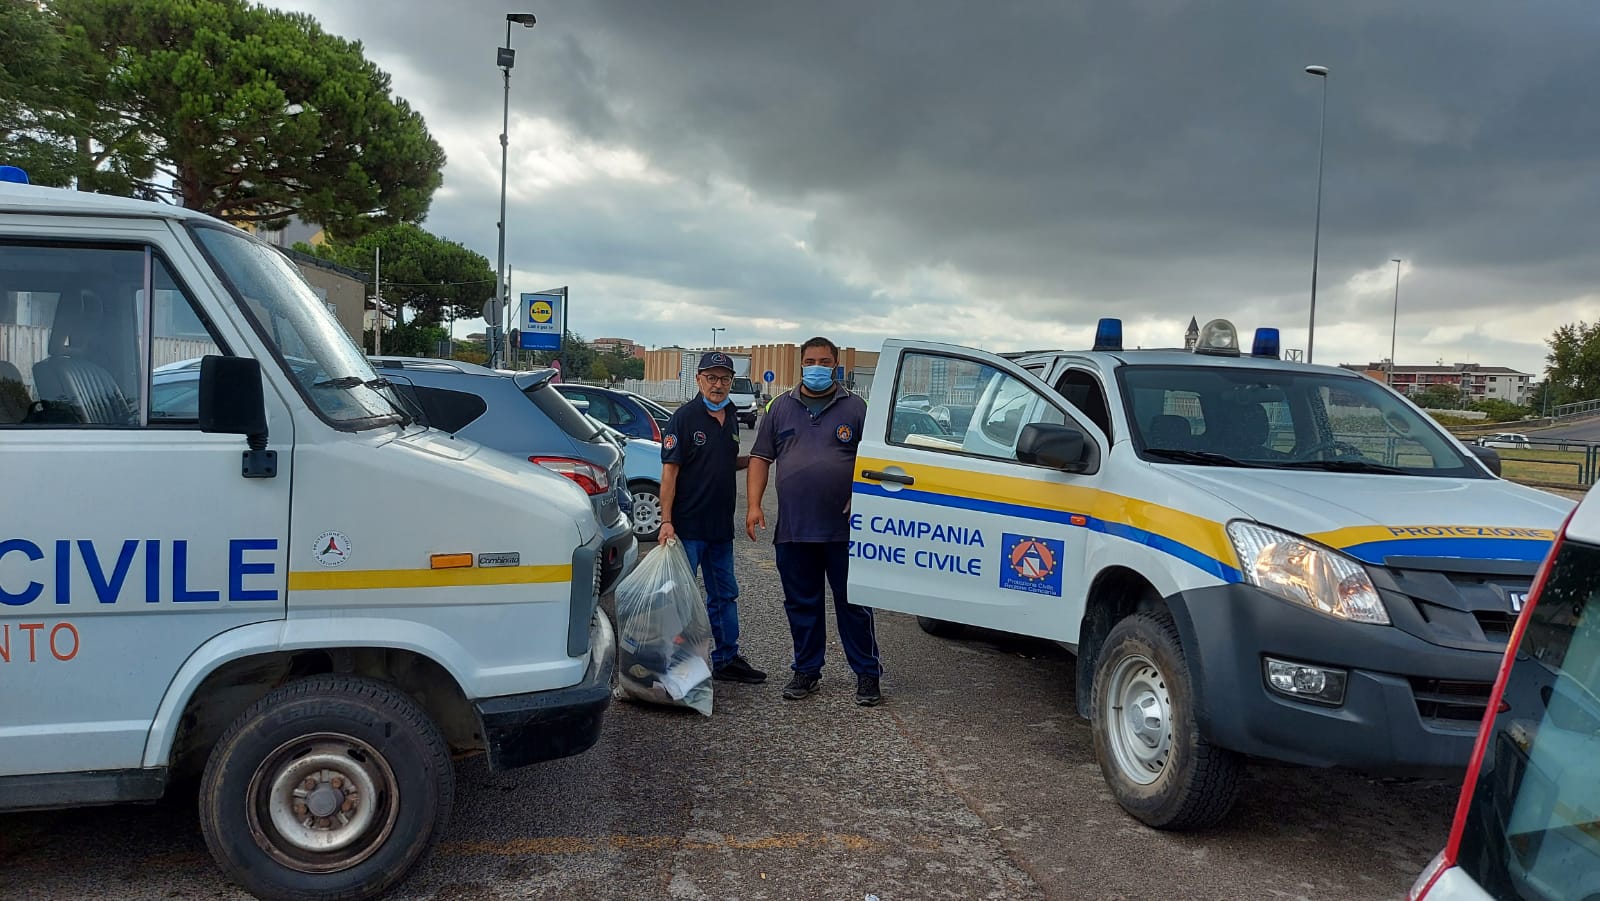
[1409,677,1493,725]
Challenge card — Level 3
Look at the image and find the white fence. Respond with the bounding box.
[2,322,217,394]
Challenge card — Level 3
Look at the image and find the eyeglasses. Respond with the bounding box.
[700,373,732,385]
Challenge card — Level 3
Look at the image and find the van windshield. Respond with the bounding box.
[1457,540,1600,898]
[1119,365,1482,477]
[191,226,402,429]
[731,377,756,395]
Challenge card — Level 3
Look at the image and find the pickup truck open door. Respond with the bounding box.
[847,339,1107,642]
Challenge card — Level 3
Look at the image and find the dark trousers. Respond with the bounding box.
[775,540,881,678]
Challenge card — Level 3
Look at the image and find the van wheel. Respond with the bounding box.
[916,616,968,639]
[198,675,454,901]
[628,480,663,542]
[1091,611,1240,830]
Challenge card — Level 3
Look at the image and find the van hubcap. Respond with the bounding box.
[248,733,399,873]
[1105,655,1173,785]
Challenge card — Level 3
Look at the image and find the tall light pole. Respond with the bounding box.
[1304,65,1329,364]
[1387,258,1401,386]
[494,12,537,370]
[710,327,725,349]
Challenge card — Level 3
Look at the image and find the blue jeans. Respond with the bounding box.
[680,539,740,667]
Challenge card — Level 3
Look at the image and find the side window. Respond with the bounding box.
[609,396,636,426]
[398,385,486,433]
[149,260,225,424]
[1056,369,1113,440]
[3,244,138,427]
[890,352,1064,462]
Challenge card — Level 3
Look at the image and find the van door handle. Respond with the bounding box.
[861,469,914,485]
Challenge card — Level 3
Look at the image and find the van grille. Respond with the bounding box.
[1409,677,1493,725]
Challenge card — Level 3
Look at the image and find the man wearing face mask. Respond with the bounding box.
[659,351,767,685]
[747,337,882,706]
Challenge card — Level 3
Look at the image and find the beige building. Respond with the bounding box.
[645,343,879,391]
[283,249,369,344]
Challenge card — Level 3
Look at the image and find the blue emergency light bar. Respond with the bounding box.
[0,166,29,184]
[1251,327,1281,359]
[1093,318,1122,352]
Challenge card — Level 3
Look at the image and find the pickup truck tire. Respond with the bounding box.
[198,675,454,901]
[1091,611,1241,830]
[916,616,969,639]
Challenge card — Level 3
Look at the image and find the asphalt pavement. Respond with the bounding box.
[1530,415,1600,442]
[1,431,1458,900]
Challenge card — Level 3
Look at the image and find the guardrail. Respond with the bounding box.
[1551,398,1600,420]
[1476,435,1600,487]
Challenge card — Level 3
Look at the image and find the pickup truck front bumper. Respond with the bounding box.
[475,611,616,771]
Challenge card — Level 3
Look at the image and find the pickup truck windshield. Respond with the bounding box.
[1119,365,1482,477]
[191,226,402,429]
[1457,540,1600,899]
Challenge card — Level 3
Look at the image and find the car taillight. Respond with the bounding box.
[530,456,611,496]
[650,417,662,442]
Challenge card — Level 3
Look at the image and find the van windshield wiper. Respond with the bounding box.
[312,374,416,427]
[1277,458,1408,475]
[1143,448,1270,468]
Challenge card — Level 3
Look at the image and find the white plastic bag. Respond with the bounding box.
[613,540,715,715]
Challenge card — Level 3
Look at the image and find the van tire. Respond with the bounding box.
[916,616,969,639]
[198,675,454,901]
[1091,611,1240,830]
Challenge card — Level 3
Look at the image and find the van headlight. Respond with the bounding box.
[1226,522,1390,625]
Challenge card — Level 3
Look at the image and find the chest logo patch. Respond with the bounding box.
[836,424,853,443]
[663,434,678,451]
[693,430,707,446]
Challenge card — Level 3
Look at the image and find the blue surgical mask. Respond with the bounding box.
[802,365,834,392]
[703,395,731,411]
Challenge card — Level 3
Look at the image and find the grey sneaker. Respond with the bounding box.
[782,671,821,700]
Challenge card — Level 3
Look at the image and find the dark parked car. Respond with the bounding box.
[369,357,638,592]
[553,383,671,442]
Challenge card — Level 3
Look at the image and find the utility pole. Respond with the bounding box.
[373,246,382,355]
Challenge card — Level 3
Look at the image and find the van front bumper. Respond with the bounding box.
[1172,583,1502,775]
[475,611,616,771]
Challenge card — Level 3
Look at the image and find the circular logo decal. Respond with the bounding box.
[313,531,351,567]
[693,430,707,446]
[529,300,554,323]
[663,434,677,451]
[1008,538,1057,582]
[836,424,854,443]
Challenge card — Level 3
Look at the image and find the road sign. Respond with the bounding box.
[482,298,503,324]
[520,291,564,350]
[763,370,775,383]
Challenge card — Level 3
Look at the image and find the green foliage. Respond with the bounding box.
[607,350,645,382]
[0,0,90,185]
[1470,398,1531,423]
[366,321,447,358]
[529,331,598,379]
[309,224,494,326]
[32,0,444,237]
[1412,385,1468,410]
[1546,321,1600,407]
[589,359,612,384]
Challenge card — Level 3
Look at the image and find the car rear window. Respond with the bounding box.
[525,382,602,442]
[392,384,487,434]
[1456,538,1600,898]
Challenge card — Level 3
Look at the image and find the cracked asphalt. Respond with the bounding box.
[0,433,1462,900]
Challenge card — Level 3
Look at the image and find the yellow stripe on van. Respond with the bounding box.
[289,564,572,592]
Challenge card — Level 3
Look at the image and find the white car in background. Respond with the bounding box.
[1478,433,1532,449]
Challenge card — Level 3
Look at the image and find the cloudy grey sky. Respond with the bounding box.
[273,0,1599,374]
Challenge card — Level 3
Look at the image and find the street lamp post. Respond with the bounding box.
[1388,258,1401,386]
[494,12,537,370]
[1304,64,1329,364]
[710,327,725,349]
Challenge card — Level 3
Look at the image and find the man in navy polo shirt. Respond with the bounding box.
[747,336,883,706]
[659,351,767,685]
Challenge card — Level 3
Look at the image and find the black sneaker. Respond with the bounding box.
[782,671,822,700]
[713,655,768,684]
[855,675,882,707]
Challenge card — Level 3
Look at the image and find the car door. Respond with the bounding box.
[0,228,291,777]
[849,340,1104,641]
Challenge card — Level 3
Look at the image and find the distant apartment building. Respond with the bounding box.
[589,337,646,359]
[1342,362,1533,405]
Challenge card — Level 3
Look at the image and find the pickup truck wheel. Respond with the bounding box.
[1091,611,1240,830]
[198,675,454,901]
[628,480,663,542]
[916,616,968,639]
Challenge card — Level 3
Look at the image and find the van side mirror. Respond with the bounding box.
[199,355,277,479]
[1467,444,1502,477]
[1017,422,1087,470]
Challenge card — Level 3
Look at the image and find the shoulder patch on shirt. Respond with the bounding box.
[664,434,677,450]
[836,424,853,443]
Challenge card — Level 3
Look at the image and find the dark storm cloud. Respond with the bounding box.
[281,0,1600,368]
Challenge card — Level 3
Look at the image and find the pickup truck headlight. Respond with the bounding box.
[1226,522,1390,625]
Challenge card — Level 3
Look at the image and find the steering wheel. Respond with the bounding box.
[1295,439,1367,461]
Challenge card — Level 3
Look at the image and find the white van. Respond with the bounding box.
[848,319,1573,830]
[0,181,619,900]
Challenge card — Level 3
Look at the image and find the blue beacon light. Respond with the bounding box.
[1093,318,1123,352]
[1252,327,1281,359]
[0,166,30,184]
